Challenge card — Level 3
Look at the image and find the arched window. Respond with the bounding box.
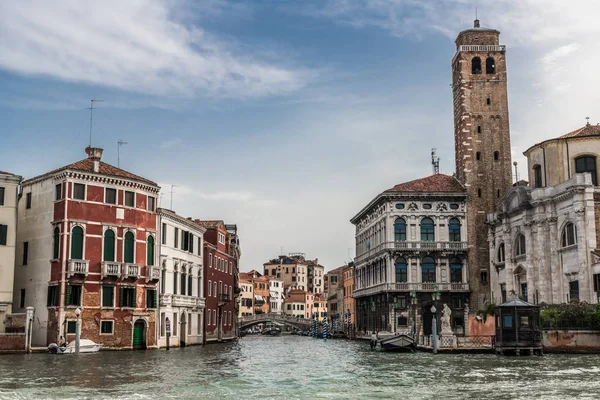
[575,156,597,185]
[71,226,84,260]
[146,236,155,266]
[448,218,461,242]
[478,188,482,197]
[497,243,505,263]
[533,165,543,188]
[476,152,481,160]
[422,256,436,283]
[124,231,135,263]
[394,218,406,241]
[487,97,491,105]
[472,57,482,74]
[561,222,577,247]
[181,268,187,296]
[477,126,481,133]
[486,57,495,74]
[514,234,526,257]
[395,257,407,283]
[420,218,434,241]
[450,257,462,283]
[494,151,499,160]
[103,230,115,262]
[52,227,60,259]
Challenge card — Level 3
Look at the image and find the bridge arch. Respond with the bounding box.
[239,313,312,331]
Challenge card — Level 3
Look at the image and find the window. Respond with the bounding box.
[73,183,85,200]
[120,286,136,308]
[421,256,436,283]
[102,285,115,307]
[174,228,179,248]
[105,188,117,204]
[477,188,482,197]
[452,297,463,309]
[52,227,60,259]
[161,269,166,294]
[420,218,434,241]
[208,281,212,296]
[173,313,178,336]
[147,236,155,266]
[71,226,84,259]
[161,313,166,336]
[448,218,461,242]
[22,241,28,265]
[476,152,481,160]
[423,204,432,210]
[213,282,217,297]
[65,284,82,306]
[0,224,6,246]
[503,315,513,328]
[146,289,157,308]
[124,231,134,263]
[514,234,526,257]
[497,243,505,263]
[501,284,507,303]
[0,187,4,206]
[486,97,491,105]
[182,231,189,251]
[480,271,488,285]
[19,289,25,308]
[394,218,406,241]
[198,237,202,255]
[208,309,211,325]
[100,321,114,334]
[395,203,405,209]
[532,165,543,188]
[213,310,216,326]
[147,196,156,211]
[477,126,481,134]
[47,285,59,307]
[472,57,482,74]
[450,258,462,283]
[67,321,77,334]
[497,189,500,198]
[103,230,115,261]
[26,192,32,209]
[395,257,408,283]
[561,222,577,247]
[181,272,187,296]
[486,57,495,74]
[161,223,167,245]
[125,191,135,207]
[494,151,499,161]
[575,156,597,185]
[55,184,62,201]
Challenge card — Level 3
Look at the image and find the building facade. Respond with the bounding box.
[0,171,22,333]
[13,147,160,347]
[488,124,600,305]
[252,275,269,314]
[351,174,470,336]
[238,278,253,317]
[263,253,323,294]
[307,261,325,295]
[452,19,514,310]
[267,277,284,314]
[157,208,206,347]
[342,264,356,333]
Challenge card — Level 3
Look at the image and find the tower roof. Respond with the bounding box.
[385,174,466,193]
[455,19,500,44]
[524,123,600,155]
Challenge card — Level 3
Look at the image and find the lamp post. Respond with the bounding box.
[393,297,398,333]
[75,307,81,354]
[346,310,351,337]
[371,301,375,332]
[410,290,417,338]
[432,284,441,334]
[431,284,441,354]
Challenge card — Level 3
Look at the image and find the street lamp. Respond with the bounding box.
[371,301,375,332]
[393,297,398,333]
[431,284,441,355]
[432,284,441,334]
[346,310,351,337]
[75,307,81,354]
[410,290,417,338]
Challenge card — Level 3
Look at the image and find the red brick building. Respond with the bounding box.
[196,220,240,342]
[13,147,160,348]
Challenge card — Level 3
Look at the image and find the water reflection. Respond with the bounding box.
[0,336,599,399]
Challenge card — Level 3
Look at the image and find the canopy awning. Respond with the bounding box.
[255,295,264,301]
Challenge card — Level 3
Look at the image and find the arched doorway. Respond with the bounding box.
[180,312,187,347]
[132,319,147,350]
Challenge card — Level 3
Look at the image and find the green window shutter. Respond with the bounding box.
[153,290,157,308]
[103,230,115,262]
[146,236,154,266]
[133,287,137,308]
[53,286,59,306]
[52,227,60,259]
[119,287,124,307]
[0,225,8,246]
[65,285,72,306]
[71,227,84,259]
[102,286,114,307]
[124,232,134,263]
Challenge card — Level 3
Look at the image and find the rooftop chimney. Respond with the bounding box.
[85,146,103,173]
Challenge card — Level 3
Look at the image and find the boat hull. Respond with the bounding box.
[378,334,414,352]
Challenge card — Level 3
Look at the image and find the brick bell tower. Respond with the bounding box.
[452,19,513,310]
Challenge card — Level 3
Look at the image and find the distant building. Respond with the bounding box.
[342,263,356,333]
[0,171,22,333]
[238,277,253,317]
[325,266,344,325]
[263,253,324,295]
[283,289,314,319]
[157,208,206,347]
[313,294,327,322]
[252,275,270,314]
[13,147,160,348]
[267,276,284,314]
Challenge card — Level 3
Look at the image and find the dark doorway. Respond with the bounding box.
[423,307,434,335]
[133,319,147,350]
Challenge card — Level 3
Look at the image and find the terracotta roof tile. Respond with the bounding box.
[385,174,465,193]
[22,158,157,186]
[195,220,224,228]
[558,124,600,139]
[0,170,16,175]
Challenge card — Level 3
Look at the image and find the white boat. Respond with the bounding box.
[48,339,103,354]
[378,334,415,352]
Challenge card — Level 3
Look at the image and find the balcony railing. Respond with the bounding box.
[172,294,197,308]
[101,262,121,279]
[67,259,89,277]
[218,293,231,306]
[353,282,470,297]
[146,265,160,283]
[355,241,468,263]
[121,263,140,280]
[458,45,506,53]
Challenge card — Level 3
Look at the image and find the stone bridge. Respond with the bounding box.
[239,313,312,330]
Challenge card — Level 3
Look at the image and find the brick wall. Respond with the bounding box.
[0,334,25,352]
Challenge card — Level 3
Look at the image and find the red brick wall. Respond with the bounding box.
[0,335,25,352]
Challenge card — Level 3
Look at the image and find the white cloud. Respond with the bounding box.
[0,0,313,98]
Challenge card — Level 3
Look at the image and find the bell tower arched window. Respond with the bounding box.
[472,57,482,74]
[394,218,406,241]
[575,156,597,185]
[486,57,495,74]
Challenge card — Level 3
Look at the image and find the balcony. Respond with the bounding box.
[172,294,197,308]
[218,293,231,306]
[67,259,89,277]
[121,263,140,280]
[146,265,160,283]
[355,241,468,263]
[101,262,121,279]
[353,282,470,298]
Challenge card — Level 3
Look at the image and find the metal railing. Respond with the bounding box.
[67,259,89,277]
[239,312,312,327]
[101,262,121,279]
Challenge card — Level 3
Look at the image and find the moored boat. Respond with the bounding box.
[378,334,414,352]
[48,339,103,354]
[261,327,281,336]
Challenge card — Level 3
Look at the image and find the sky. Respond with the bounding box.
[1,0,599,272]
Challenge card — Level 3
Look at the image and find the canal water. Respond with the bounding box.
[1,335,599,399]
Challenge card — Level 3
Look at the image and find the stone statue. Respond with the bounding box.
[441,303,453,334]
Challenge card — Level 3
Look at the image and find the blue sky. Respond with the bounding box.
[1,0,599,272]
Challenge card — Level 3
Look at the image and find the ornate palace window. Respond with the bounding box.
[395,257,407,283]
[514,234,526,257]
[420,218,434,242]
[450,258,462,283]
[394,218,406,241]
[448,218,461,242]
[421,256,436,283]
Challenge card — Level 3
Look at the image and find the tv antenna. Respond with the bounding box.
[117,140,127,168]
[88,99,104,147]
[431,148,440,174]
[170,185,179,210]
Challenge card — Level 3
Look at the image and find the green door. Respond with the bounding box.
[133,320,145,349]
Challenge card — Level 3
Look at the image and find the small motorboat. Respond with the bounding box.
[378,334,415,352]
[48,339,103,354]
[261,327,281,336]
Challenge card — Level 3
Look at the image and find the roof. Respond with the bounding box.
[0,170,15,175]
[22,158,157,186]
[385,174,465,193]
[195,220,225,229]
[499,298,536,307]
[558,124,600,139]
